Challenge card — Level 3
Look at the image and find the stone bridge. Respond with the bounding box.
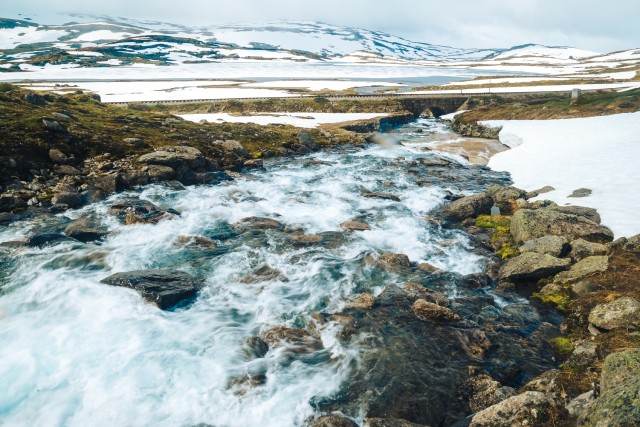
[397,96,468,117]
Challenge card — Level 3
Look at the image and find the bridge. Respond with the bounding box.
[104,90,573,118]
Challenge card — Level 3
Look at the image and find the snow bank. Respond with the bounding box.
[179,112,388,128]
[484,112,640,237]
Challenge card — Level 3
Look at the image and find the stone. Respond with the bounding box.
[519,235,570,258]
[499,252,571,282]
[123,137,144,147]
[469,391,563,427]
[566,391,595,418]
[27,233,71,247]
[100,269,203,309]
[232,217,284,233]
[241,336,269,359]
[42,119,65,132]
[0,195,28,212]
[364,418,425,427]
[411,299,459,322]
[109,199,178,225]
[214,139,249,156]
[240,266,288,284]
[65,218,108,243]
[92,173,122,193]
[548,205,601,224]
[572,279,600,295]
[417,262,440,274]
[138,146,205,169]
[510,208,613,245]
[309,415,358,427]
[298,130,319,151]
[570,238,608,261]
[0,156,17,169]
[363,192,401,202]
[340,220,370,231]
[579,350,640,426]
[365,253,412,272]
[49,148,70,164]
[402,283,449,306]
[569,188,592,198]
[623,234,640,253]
[440,193,493,222]
[568,339,598,367]
[260,326,322,352]
[54,165,81,176]
[289,233,322,247]
[174,235,217,249]
[24,93,46,106]
[487,185,527,214]
[554,256,609,284]
[528,185,555,198]
[588,297,640,331]
[51,192,82,208]
[242,159,264,169]
[459,374,517,413]
[145,165,175,181]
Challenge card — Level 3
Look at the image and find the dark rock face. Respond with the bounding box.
[65,217,108,243]
[318,280,555,426]
[440,193,493,222]
[0,195,27,213]
[51,192,82,208]
[100,269,203,309]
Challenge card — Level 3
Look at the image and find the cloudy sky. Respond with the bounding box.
[5,0,639,52]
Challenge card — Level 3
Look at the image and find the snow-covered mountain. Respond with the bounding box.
[0,16,505,67]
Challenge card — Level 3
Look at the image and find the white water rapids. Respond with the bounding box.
[0,119,510,426]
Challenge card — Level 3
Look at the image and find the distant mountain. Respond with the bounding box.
[0,16,617,71]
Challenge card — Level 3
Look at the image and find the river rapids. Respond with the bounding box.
[0,119,557,426]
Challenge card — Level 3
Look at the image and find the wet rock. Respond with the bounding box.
[579,350,640,426]
[109,199,178,225]
[215,139,248,154]
[51,192,82,208]
[241,336,269,359]
[65,217,108,243]
[0,156,17,169]
[588,297,640,331]
[402,283,449,306]
[260,326,322,353]
[569,188,592,198]
[138,146,205,169]
[49,148,70,164]
[365,253,412,272]
[232,216,284,233]
[519,235,570,258]
[298,130,319,151]
[0,195,28,213]
[462,272,491,288]
[364,418,425,427]
[340,220,370,231]
[570,238,608,261]
[309,414,358,427]
[363,192,401,202]
[204,221,237,240]
[440,193,493,222]
[469,391,564,427]
[240,266,288,284]
[242,159,264,170]
[100,269,203,309]
[417,262,440,274]
[174,235,217,249]
[145,165,175,181]
[289,233,323,247]
[227,373,267,396]
[498,252,571,282]
[0,212,17,225]
[411,299,459,322]
[348,293,376,310]
[459,374,517,413]
[510,208,613,244]
[27,233,72,247]
[554,255,608,284]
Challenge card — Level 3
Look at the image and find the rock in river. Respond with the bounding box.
[499,252,571,282]
[101,269,203,309]
[440,193,493,222]
[510,208,613,244]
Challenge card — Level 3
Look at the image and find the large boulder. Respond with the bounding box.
[51,192,82,208]
[487,185,527,214]
[232,216,284,233]
[109,198,178,225]
[0,195,27,212]
[470,391,563,427]
[440,193,493,222]
[510,208,613,245]
[554,256,609,284]
[499,252,571,282]
[570,239,608,261]
[519,235,570,258]
[411,299,459,322]
[65,217,109,243]
[459,374,516,413]
[101,269,202,309]
[579,350,640,426]
[588,297,640,331]
[138,146,205,169]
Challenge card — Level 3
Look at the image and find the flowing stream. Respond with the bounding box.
[0,119,548,426]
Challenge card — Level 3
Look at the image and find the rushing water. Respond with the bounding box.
[0,119,525,426]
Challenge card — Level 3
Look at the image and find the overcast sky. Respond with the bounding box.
[5,0,639,52]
